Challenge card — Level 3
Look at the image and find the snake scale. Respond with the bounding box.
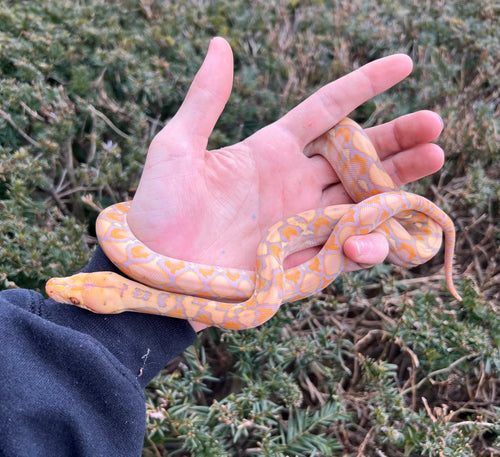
[46,118,461,329]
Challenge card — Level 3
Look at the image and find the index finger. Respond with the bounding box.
[276,54,413,147]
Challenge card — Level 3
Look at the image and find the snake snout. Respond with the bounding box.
[46,278,78,305]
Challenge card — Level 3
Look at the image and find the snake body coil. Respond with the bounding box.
[47,118,461,329]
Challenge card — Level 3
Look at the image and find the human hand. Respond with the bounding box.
[127,38,444,329]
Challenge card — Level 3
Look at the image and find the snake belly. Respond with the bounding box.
[46,118,461,329]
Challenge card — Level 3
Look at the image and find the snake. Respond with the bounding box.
[46,118,461,329]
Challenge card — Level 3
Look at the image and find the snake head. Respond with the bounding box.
[46,277,86,308]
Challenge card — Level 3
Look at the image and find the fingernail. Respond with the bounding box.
[438,114,444,130]
[353,237,372,262]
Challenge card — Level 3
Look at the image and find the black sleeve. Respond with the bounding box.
[0,247,197,457]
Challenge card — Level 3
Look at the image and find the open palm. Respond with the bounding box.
[128,37,444,276]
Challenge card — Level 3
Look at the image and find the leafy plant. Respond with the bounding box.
[1,0,498,455]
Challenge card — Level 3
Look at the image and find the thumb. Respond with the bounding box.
[168,37,234,149]
[343,232,390,268]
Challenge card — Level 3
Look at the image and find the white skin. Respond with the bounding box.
[127,38,445,331]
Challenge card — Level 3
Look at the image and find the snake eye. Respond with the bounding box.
[69,297,80,306]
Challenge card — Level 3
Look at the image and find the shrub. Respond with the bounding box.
[1,0,498,455]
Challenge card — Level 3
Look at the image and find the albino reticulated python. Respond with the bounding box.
[46,118,461,329]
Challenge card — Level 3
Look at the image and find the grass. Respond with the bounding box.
[1,0,499,455]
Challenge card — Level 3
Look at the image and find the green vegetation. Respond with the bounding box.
[1,0,498,455]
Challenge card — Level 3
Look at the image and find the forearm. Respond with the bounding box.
[0,247,196,456]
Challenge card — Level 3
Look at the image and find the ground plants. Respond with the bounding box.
[1,0,498,455]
